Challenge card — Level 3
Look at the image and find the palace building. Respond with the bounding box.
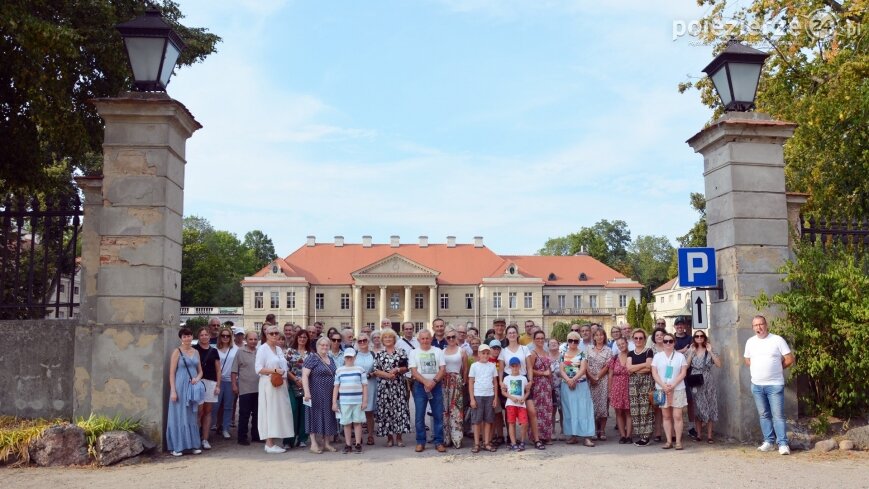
[240,236,643,334]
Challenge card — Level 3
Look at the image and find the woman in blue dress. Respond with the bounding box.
[302,337,339,453]
[167,327,204,456]
[559,331,596,447]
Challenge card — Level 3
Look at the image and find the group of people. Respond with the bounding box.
[166,313,795,457]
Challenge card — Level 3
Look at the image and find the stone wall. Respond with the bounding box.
[0,319,77,419]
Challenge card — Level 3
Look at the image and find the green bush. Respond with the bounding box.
[76,414,142,457]
[755,241,869,418]
[183,316,209,335]
[626,298,637,327]
[549,319,591,342]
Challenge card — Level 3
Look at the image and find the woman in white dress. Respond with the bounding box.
[256,324,295,453]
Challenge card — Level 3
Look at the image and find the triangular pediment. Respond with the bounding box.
[352,253,440,277]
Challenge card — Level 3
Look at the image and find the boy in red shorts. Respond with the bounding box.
[501,357,530,451]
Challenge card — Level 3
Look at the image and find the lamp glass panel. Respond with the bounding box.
[729,62,762,103]
[124,37,166,82]
[710,67,732,106]
[159,42,181,87]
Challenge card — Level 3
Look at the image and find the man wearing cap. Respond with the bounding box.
[674,318,692,354]
[492,318,508,347]
[232,326,245,348]
[409,329,447,453]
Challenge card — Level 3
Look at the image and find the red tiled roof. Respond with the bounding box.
[246,243,644,289]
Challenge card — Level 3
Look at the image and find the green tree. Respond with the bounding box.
[181,216,258,306]
[641,310,654,331]
[0,0,220,196]
[627,235,675,298]
[755,241,869,417]
[539,220,632,273]
[679,0,868,220]
[243,230,277,269]
[626,297,638,327]
[637,297,649,326]
[670,192,708,277]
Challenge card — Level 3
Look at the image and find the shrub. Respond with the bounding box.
[76,414,142,457]
[0,416,61,466]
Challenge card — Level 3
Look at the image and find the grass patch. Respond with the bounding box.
[76,414,142,457]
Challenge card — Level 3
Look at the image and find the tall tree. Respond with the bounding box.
[0,0,220,197]
[626,297,638,327]
[627,235,675,298]
[669,192,708,278]
[679,0,868,220]
[181,216,258,306]
[243,230,277,269]
[539,219,632,273]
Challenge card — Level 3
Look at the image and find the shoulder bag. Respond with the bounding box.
[180,348,206,405]
[685,351,707,388]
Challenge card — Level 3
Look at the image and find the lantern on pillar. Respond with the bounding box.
[116,8,186,92]
[702,39,768,112]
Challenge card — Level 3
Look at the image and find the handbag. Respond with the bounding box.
[270,372,284,387]
[179,348,205,405]
[652,389,667,407]
[685,351,707,388]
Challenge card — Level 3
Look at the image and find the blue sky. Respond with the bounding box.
[170,0,718,256]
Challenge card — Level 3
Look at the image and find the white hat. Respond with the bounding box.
[343,347,357,357]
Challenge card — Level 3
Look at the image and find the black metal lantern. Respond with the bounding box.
[702,39,768,112]
[116,8,186,92]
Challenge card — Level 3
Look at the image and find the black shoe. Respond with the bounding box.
[688,428,699,440]
[238,438,250,446]
[634,438,649,447]
[354,443,362,454]
[343,445,352,454]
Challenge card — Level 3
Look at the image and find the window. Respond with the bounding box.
[366,293,375,309]
[677,293,681,301]
[315,293,324,310]
[390,292,400,310]
[59,284,65,293]
[557,295,565,309]
[579,273,587,281]
[465,293,474,310]
[573,295,581,309]
[440,293,449,310]
[508,292,517,309]
[589,295,598,308]
[254,321,262,330]
[659,296,664,303]
[524,292,532,308]
[73,286,79,296]
[340,322,350,328]
[414,322,424,331]
[366,322,375,329]
[286,291,296,309]
[254,291,263,309]
[492,292,501,309]
[272,264,278,274]
[340,293,350,310]
[270,291,279,309]
[58,311,65,318]
[415,293,424,309]
[619,294,627,307]
[543,295,550,309]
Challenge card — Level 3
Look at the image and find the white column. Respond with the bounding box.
[429,285,437,325]
[379,285,387,324]
[404,286,412,323]
[353,285,362,334]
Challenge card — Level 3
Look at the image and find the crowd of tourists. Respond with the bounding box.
[165,313,793,457]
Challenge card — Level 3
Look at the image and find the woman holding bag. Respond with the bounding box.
[687,331,721,442]
[256,324,294,454]
[651,333,689,450]
[167,327,203,456]
[628,329,654,447]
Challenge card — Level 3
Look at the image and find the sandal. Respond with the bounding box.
[386,437,394,448]
[472,444,480,453]
[367,436,375,446]
[707,439,715,444]
[662,443,673,449]
[534,440,546,450]
[599,434,607,441]
[583,438,596,448]
[396,440,405,447]
[674,443,683,450]
[565,436,579,445]
[484,444,497,452]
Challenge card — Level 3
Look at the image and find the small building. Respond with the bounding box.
[240,235,643,334]
[651,276,709,330]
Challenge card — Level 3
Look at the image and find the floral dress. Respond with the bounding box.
[587,346,613,419]
[688,349,719,423]
[373,349,411,437]
[628,348,654,438]
[530,351,554,441]
[608,354,630,410]
[442,348,465,448]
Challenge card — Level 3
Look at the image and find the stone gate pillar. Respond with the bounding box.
[73,92,200,444]
[687,112,797,442]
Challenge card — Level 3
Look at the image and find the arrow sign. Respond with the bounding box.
[691,290,709,329]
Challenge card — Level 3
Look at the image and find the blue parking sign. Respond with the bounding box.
[678,248,717,287]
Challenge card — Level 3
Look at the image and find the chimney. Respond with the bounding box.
[390,235,400,248]
[446,235,456,248]
[473,236,484,248]
[306,235,316,247]
[419,235,429,248]
[334,235,344,247]
[362,235,372,248]
[575,245,588,255]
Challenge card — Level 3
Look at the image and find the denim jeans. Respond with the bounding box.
[412,381,444,446]
[751,383,788,446]
[211,380,233,431]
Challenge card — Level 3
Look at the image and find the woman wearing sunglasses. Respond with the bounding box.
[213,326,238,439]
[651,332,689,450]
[328,332,345,368]
[302,336,339,453]
[255,324,294,453]
[687,331,721,443]
[628,328,654,447]
[442,325,468,449]
[559,331,596,447]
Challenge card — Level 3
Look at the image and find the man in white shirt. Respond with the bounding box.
[744,315,795,455]
[409,329,446,453]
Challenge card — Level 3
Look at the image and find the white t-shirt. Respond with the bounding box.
[408,347,446,381]
[651,351,687,390]
[498,345,530,376]
[744,333,792,385]
[502,374,529,408]
[217,346,238,382]
[469,361,497,397]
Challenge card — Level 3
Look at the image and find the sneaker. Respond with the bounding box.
[343,445,352,454]
[192,449,202,455]
[170,450,183,457]
[201,439,211,450]
[634,438,650,447]
[757,441,775,452]
[298,441,307,447]
[778,445,791,455]
[238,438,250,446]
[354,443,362,454]
[265,445,286,454]
[688,428,698,440]
[222,430,231,439]
[518,442,526,451]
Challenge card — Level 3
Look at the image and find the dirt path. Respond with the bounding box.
[3,436,867,489]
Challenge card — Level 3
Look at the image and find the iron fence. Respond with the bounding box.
[0,195,82,319]
[800,216,869,253]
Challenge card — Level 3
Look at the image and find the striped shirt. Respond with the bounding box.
[334,365,367,406]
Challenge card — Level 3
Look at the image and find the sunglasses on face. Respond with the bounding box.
[446,335,456,340]
[267,332,280,336]
[567,339,580,344]
[331,338,341,342]
[570,329,580,333]
[220,335,231,338]
[694,335,706,339]
[663,339,675,344]
[633,336,645,341]
[357,339,368,343]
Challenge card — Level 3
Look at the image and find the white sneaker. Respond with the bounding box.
[201,439,211,450]
[757,441,775,452]
[170,450,183,457]
[264,445,286,454]
[222,430,231,439]
[778,445,791,455]
[192,449,202,454]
